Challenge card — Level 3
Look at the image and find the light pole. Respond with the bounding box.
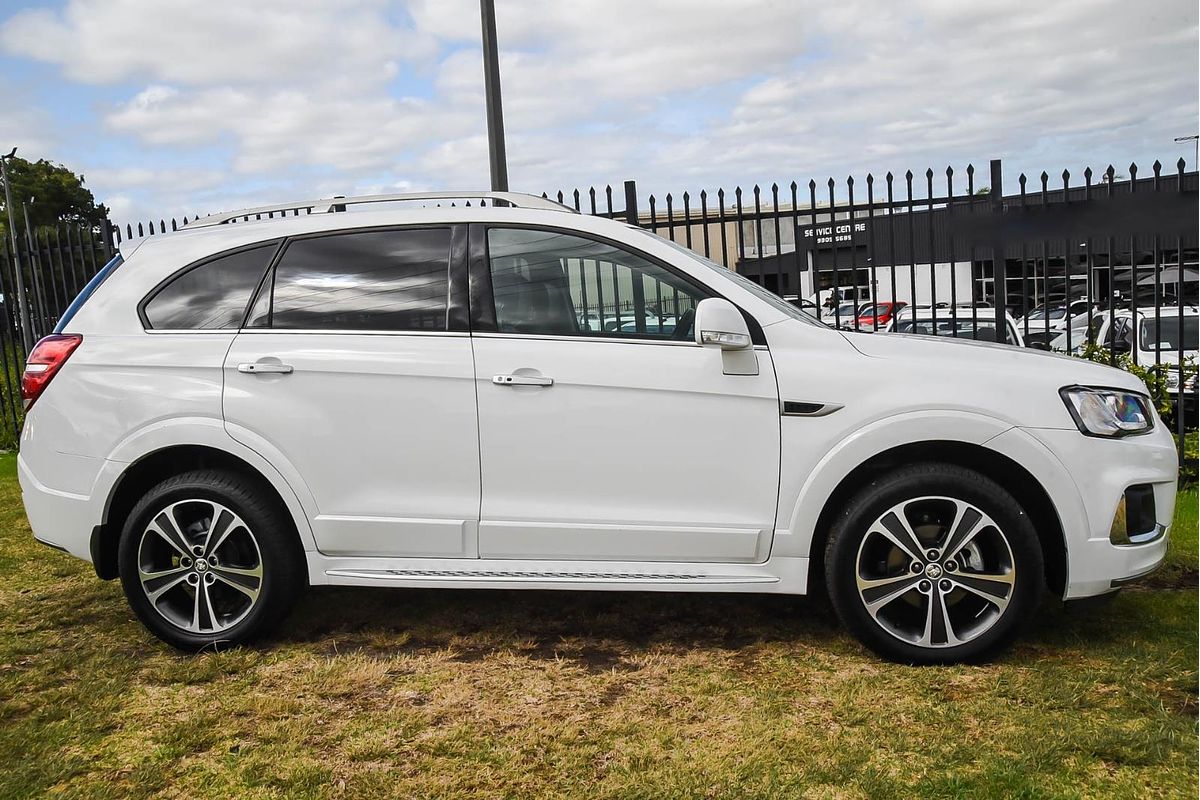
[1176,135,1199,171]
[0,148,32,352]
[479,0,509,192]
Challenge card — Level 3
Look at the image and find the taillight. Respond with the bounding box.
[22,334,82,410]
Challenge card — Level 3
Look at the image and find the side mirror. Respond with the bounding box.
[694,298,752,350]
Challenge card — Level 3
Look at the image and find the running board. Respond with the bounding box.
[312,555,810,595]
[325,567,776,584]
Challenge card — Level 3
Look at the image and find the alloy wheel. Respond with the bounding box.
[136,499,264,634]
[854,496,1016,649]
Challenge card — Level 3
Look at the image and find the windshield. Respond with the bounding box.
[640,230,824,326]
[1139,316,1199,352]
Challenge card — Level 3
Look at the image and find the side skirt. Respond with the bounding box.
[308,555,810,595]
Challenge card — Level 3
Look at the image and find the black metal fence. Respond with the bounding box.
[0,222,114,446]
[4,156,1196,454]
[541,159,1198,450]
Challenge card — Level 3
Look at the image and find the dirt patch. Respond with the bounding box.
[1125,566,1198,592]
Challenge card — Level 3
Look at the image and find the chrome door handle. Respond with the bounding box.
[492,374,553,387]
[238,362,294,374]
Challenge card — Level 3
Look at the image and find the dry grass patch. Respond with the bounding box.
[0,454,1195,798]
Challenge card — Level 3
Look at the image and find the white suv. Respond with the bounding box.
[19,192,1179,663]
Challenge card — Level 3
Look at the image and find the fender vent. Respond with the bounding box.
[782,401,843,417]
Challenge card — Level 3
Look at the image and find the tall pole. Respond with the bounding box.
[479,0,509,192]
[0,150,33,352]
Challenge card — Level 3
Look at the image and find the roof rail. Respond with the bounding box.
[184,191,576,230]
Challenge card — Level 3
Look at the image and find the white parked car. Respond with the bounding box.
[19,192,1178,663]
[1051,307,1197,360]
[886,306,1026,347]
[1020,299,1100,332]
[1051,307,1199,422]
[1021,299,1102,349]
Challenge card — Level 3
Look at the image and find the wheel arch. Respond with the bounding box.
[806,440,1067,597]
[92,443,312,580]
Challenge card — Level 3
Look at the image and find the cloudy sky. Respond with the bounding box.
[0,0,1195,225]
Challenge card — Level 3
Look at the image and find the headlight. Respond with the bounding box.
[1060,386,1153,438]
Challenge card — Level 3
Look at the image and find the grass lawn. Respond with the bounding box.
[0,453,1195,799]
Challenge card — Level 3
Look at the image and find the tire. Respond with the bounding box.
[824,463,1043,664]
[117,469,306,651]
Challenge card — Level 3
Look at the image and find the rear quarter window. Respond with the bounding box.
[142,243,279,330]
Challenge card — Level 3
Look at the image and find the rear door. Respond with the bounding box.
[223,225,481,559]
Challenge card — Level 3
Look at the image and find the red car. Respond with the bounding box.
[857,301,906,329]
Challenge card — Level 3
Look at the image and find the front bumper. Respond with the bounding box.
[993,424,1178,600]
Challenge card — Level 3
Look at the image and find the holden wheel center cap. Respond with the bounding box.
[194,558,210,573]
[924,563,943,580]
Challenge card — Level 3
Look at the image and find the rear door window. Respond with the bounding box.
[248,228,451,331]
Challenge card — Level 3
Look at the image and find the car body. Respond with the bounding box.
[19,192,1178,663]
[1051,307,1197,360]
[856,301,906,330]
[886,306,1027,348]
[1020,299,1103,349]
[824,301,864,329]
[1051,307,1198,425]
[619,317,677,335]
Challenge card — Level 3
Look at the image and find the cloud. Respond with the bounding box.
[0,0,1194,225]
[105,84,476,175]
[1,0,434,87]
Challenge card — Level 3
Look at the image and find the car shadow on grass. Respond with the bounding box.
[279,586,848,669]
[268,582,1191,669]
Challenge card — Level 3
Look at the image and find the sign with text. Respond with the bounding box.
[799,220,869,247]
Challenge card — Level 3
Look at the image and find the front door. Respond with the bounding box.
[471,226,781,563]
[224,226,480,558]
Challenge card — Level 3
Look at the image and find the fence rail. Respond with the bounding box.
[3,155,1195,455]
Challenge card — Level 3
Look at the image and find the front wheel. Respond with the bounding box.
[117,469,306,651]
[825,463,1043,664]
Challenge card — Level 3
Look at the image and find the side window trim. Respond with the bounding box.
[240,242,284,329]
[467,223,497,332]
[139,239,283,331]
[240,223,460,334]
[470,223,766,345]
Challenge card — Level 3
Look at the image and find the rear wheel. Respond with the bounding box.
[118,469,305,651]
[825,463,1043,664]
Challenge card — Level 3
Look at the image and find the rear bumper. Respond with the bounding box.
[18,453,100,562]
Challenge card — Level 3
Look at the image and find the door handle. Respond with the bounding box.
[238,362,294,375]
[492,374,553,387]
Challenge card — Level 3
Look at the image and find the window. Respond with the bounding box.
[250,228,450,331]
[486,228,705,339]
[143,244,276,329]
[1139,316,1199,351]
[642,231,823,328]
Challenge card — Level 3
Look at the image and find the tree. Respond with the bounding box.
[0,156,107,236]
